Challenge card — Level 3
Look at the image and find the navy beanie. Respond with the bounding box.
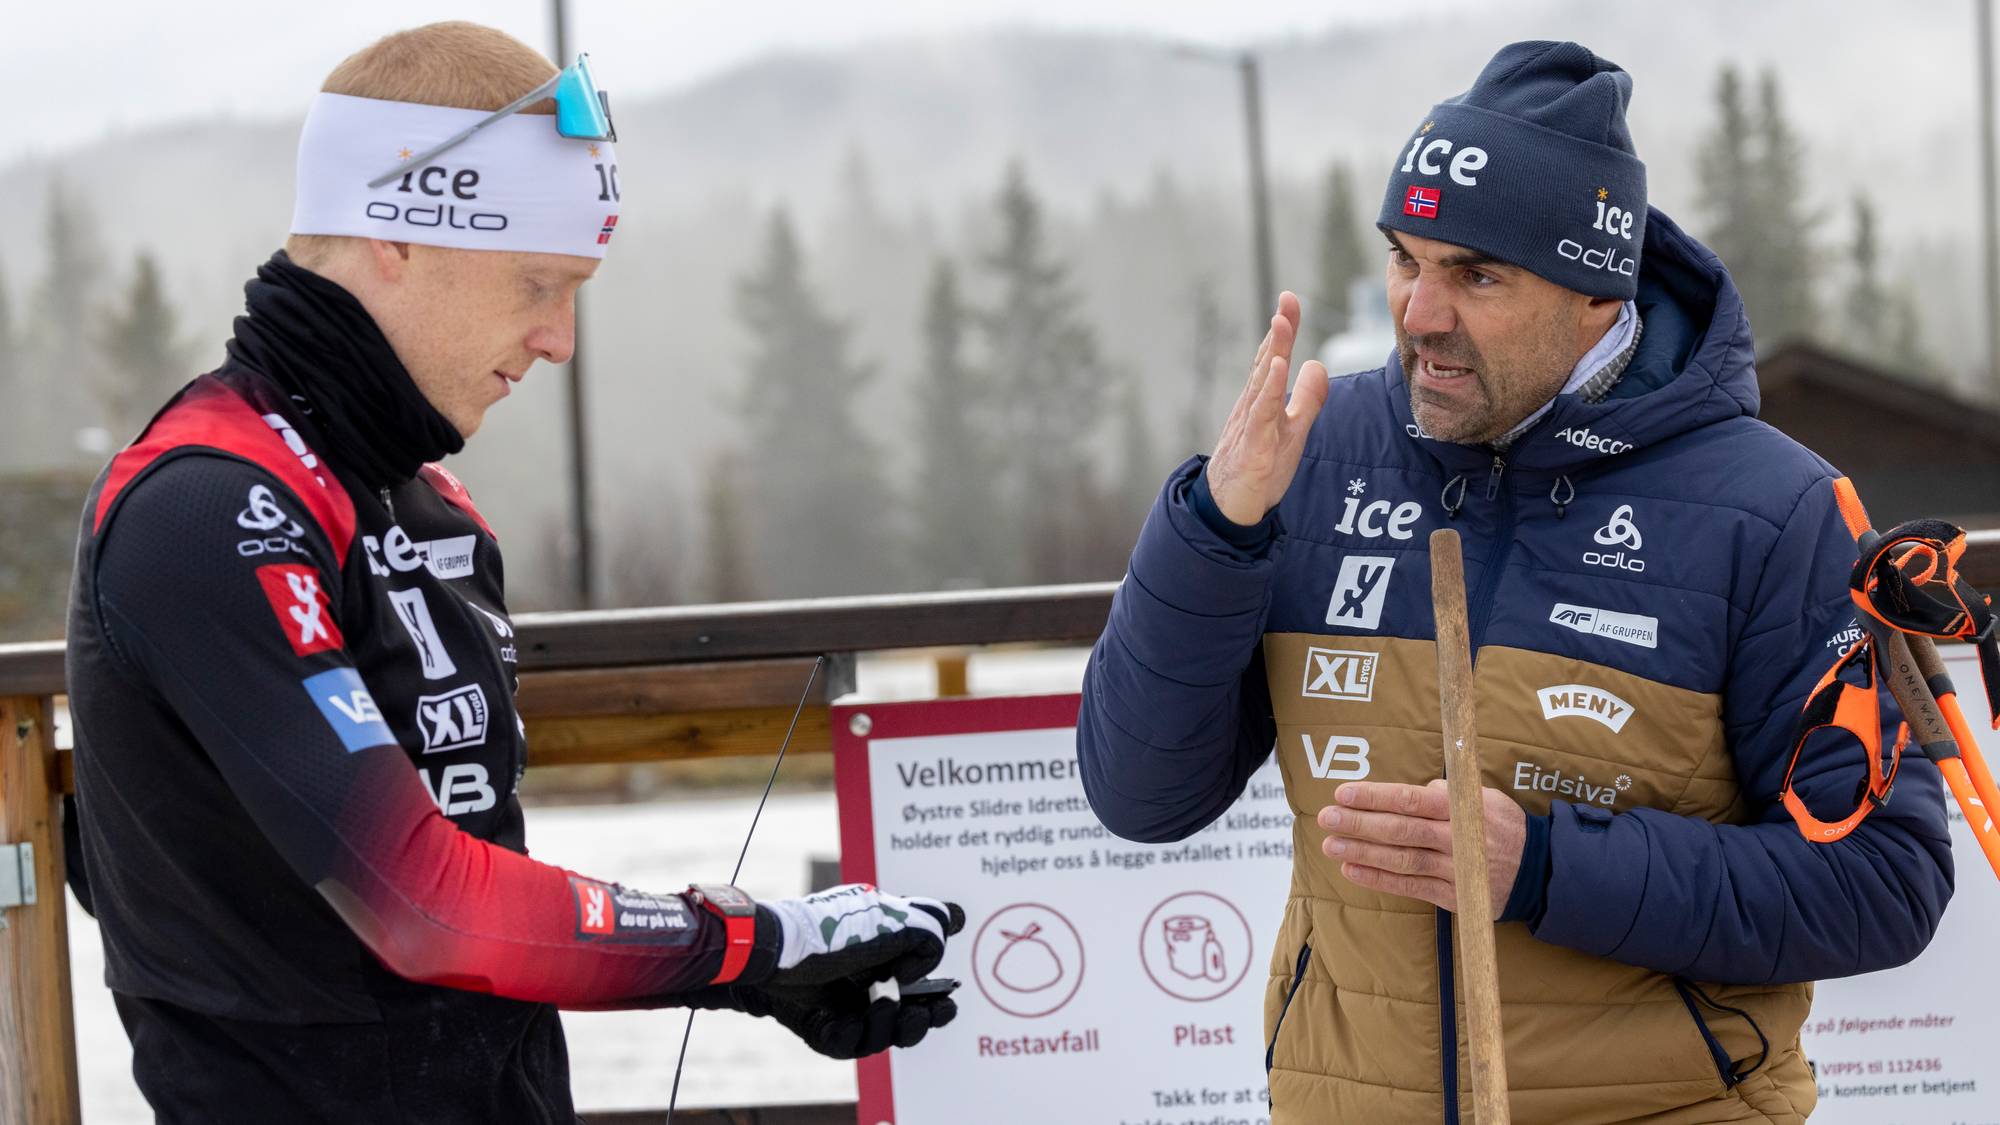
[1377,41,1647,300]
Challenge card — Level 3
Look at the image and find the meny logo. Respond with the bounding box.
[1300,733,1371,780]
[1302,648,1378,703]
[1537,684,1635,732]
[256,564,344,657]
[1550,602,1658,649]
[416,684,489,753]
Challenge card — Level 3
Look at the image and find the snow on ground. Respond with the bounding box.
[71,792,851,1120]
[69,647,1092,1120]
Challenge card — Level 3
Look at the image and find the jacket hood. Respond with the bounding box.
[1387,205,1757,478]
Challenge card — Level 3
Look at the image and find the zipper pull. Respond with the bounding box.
[1484,454,1506,502]
[379,486,395,518]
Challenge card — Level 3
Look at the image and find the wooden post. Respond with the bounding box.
[0,695,80,1125]
[935,651,971,698]
[1428,530,1510,1124]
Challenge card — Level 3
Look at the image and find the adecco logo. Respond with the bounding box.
[1553,427,1632,456]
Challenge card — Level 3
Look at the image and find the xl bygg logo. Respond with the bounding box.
[1302,648,1378,703]
[416,684,489,754]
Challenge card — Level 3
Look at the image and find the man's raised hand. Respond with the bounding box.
[1205,291,1331,526]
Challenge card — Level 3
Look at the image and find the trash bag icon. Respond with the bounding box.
[1162,915,1227,983]
[992,922,1064,993]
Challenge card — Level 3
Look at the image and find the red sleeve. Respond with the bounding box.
[93,454,747,1004]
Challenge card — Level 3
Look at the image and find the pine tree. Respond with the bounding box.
[97,251,190,441]
[701,451,754,603]
[733,208,895,596]
[1116,372,1158,515]
[1843,195,1889,360]
[1749,69,1817,347]
[910,258,999,588]
[1696,65,1819,351]
[0,254,14,384]
[1184,275,1228,455]
[1695,66,1756,273]
[977,161,1110,584]
[31,180,104,350]
[1310,163,1368,347]
[26,179,111,463]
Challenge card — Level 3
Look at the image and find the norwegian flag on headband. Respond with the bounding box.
[1403,185,1441,219]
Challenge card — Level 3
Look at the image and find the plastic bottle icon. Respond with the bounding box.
[1162,915,1228,982]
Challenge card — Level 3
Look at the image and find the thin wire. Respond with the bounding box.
[664,655,826,1125]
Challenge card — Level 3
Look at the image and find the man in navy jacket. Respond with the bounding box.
[1077,40,1951,1123]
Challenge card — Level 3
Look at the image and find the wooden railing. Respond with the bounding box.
[9,528,2000,1122]
[0,582,1118,1124]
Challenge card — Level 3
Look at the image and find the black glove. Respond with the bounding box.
[679,976,959,1060]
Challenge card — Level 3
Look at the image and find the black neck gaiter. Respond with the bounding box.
[223,250,464,489]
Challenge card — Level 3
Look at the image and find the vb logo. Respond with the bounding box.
[1301,734,1371,781]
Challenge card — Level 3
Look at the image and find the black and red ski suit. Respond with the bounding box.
[64,253,762,1122]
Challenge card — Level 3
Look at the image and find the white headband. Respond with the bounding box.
[291,93,622,259]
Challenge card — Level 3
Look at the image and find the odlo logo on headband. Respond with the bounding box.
[365,161,510,233]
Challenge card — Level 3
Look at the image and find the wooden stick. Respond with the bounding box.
[1429,529,1511,1125]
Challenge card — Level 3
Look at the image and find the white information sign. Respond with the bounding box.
[835,695,1293,1125]
[834,672,2000,1124]
[1800,644,2000,1121]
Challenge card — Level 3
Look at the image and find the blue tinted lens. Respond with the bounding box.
[554,55,614,140]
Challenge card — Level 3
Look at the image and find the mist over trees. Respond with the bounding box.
[0,14,1988,634]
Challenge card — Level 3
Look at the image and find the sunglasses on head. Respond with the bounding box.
[368,53,615,189]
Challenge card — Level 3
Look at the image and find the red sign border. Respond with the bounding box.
[832,692,1083,1125]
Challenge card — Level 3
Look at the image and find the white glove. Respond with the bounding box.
[764,883,964,987]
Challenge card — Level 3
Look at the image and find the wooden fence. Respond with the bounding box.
[0,583,1117,1124]
[8,528,2000,1122]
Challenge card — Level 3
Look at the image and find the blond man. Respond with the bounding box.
[65,23,960,1122]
